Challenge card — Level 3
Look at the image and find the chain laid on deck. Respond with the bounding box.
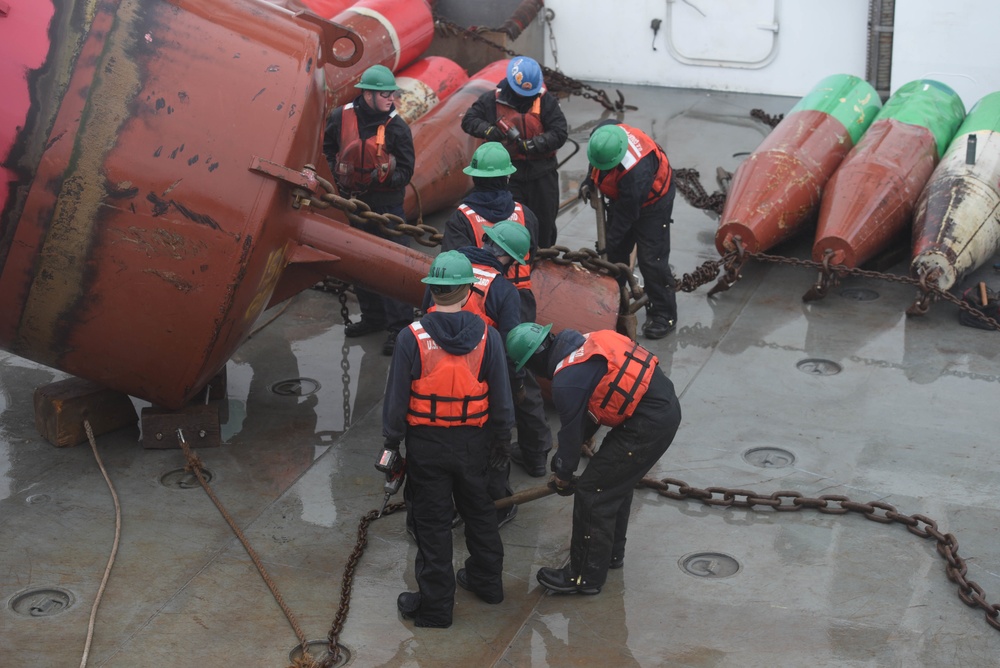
[672,168,1000,331]
[432,16,635,112]
[639,476,1000,632]
[311,502,406,668]
[173,456,1000,667]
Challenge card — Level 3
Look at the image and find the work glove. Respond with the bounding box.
[489,437,511,471]
[375,155,396,184]
[483,124,499,140]
[578,179,594,204]
[519,139,538,155]
[548,474,577,497]
[383,438,400,451]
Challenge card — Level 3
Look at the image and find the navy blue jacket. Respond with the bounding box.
[383,310,514,445]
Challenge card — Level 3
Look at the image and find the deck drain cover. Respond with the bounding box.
[840,287,880,301]
[270,378,321,396]
[679,552,741,579]
[743,447,796,468]
[289,640,350,667]
[9,587,75,617]
[796,358,842,375]
[160,467,214,489]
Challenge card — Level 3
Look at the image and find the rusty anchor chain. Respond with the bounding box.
[172,436,1000,667]
[432,16,635,112]
[315,477,1000,659]
[640,476,1000,632]
[674,166,1000,331]
[300,175,652,320]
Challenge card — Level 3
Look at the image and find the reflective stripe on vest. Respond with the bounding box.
[554,330,659,427]
[406,321,490,427]
[457,203,533,291]
[426,264,500,328]
[590,124,672,206]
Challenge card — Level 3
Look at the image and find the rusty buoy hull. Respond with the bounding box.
[0,2,619,411]
[813,80,965,268]
[0,0,348,409]
[912,91,1000,290]
[403,60,509,222]
[716,74,881,255]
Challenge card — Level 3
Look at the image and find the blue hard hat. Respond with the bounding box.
[506,57,542,97]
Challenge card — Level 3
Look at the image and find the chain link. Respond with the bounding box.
[314,502,406,667]
[432,16,635,112]
[543,8,559,70]
[674,168,727,215]
[640,476,1000,632]
[305,179,651,315]
[750,108,785,128]
[673,168,1000,330]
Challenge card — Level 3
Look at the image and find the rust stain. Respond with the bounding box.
[16,0,145,357]
[113,225,208,260]
[143,268,194,292]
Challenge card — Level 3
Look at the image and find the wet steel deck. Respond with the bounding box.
[3,83,1000,667]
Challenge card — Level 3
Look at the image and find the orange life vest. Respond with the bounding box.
[406,321,490,427]
[554,330,659,427]
[426,264,501,328]
[457,202,534,291]
[590,124,672,206]
[495,88,555,161]
[334,103,396,194]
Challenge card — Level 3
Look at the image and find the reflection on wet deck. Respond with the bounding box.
[3,82,1000,667]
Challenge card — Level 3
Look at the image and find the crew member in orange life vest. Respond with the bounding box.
[421,231,525,527]
[384,251,514,628]
[441,143,553,478]
[506,323,681,596]
[323,64,416,356]
[580,121,678,340]
[461,56,568,248]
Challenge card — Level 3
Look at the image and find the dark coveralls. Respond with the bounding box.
[383,310,514,627]
[543,329,681,589]
[461,79,568,248]
[323,93,415,333]
[441,186,553,467]
[421,246,523,522]
[591,126,678,328]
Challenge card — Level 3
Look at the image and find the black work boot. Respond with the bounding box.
[345,318,384,337]
[536,566,601,595]
[397,591,421,619]
[510,448,547,477]
[642,316,676,340]
[382,329,399,356]
[456,568,504,604]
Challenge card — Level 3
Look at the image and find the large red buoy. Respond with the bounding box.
[325,0,434,108]
[1,0,55,217]
[300,0,357,16]
[404,60,509,222]
[0,0,355,409]
[394,56,470,125]
[812,80,964,268]
[0,2,618,413]
[716,74,881,255]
